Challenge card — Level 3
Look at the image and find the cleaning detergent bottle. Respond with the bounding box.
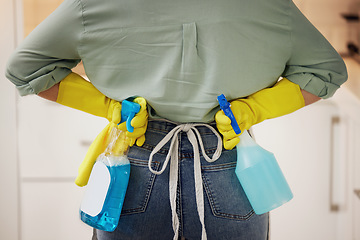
[79,99,140,231]
[217,94,293,214]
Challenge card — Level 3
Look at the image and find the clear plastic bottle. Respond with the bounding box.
[217,94,293,214]
[79,127,131,231]
[235,130,293,214]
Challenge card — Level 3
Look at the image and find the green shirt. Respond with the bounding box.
[5,0,347,122]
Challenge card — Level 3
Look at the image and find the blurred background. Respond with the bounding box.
[1,0,360,239]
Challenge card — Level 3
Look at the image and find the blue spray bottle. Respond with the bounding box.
[79,99,140,231]
[217,94,293,214]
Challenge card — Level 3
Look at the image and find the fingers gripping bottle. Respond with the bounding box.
[79,99,140,231]
[217,94,293,214]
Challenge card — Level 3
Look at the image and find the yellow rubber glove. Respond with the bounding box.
[215,78,305,150]
[56,73,148,186]
[56,72,121,123]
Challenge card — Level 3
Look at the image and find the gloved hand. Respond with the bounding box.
[118,97,148,147]
[75,97,148,187]
[215,78,305,150]
[56,72,148,186]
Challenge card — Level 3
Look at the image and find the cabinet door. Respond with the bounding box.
[252,101,344,240]
[21,182,92,240]
[332,87,360,240]
[354,123,360,240]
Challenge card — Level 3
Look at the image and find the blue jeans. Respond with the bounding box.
[94,120,269,240]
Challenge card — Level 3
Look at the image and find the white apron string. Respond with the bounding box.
[148,123,223,240]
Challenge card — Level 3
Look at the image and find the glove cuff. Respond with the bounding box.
[233,78,305,127]
[57,72,118,120]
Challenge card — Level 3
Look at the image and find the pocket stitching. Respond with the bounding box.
[202,171,255,221]
[201,162,237,171]
[122,160,160,215]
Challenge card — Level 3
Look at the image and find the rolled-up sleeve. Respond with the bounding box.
[5,0,83,96]
[283,1,348,99]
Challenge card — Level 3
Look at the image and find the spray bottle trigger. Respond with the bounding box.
[119,99,141,133]
[217,94,241,135]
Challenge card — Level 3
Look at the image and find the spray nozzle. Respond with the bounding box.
[119,99,141,133]
[217,94,241,135]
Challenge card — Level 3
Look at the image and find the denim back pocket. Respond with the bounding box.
[121,156,160,215]
[201,151,254,220]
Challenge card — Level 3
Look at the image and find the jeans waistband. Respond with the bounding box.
[147,119,218,135]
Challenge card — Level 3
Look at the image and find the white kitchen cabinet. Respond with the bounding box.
[16,95,107,239]
[21,182,91,240]
[252,87,360,240]
[352,123,360,240]
[0,0,105,238]
[343,58,360,240]
[334,84,360,240]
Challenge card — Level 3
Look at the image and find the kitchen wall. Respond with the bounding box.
[0,1,20,240]
[23,0,61,36]
[294,0,353,54]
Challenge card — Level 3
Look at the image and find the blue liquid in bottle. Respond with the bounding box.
[79,99,140,231]
[80,155,130,231]
[217,94,293,215]
[235,131,293,214]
